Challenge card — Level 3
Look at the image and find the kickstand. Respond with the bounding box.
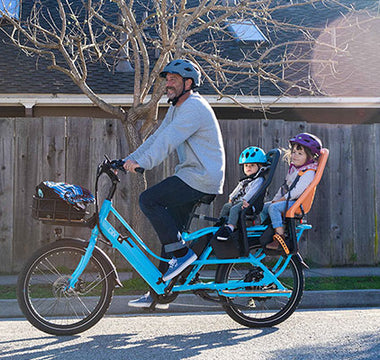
[148,301,157,311]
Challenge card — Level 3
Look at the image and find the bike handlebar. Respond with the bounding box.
[109,157,145,175]
[98,155,144,182]
[135,167,145,174]
[95,155,145,203]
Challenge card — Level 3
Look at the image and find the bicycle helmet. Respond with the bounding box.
[239,146,267,164]
[289,133,322,157]
[160,59,201,88]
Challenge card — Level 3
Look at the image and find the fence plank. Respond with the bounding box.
[322,124,352,264]
[307,123,334,265]
[66,117,93,188]
[352,125,376,264]
[375,124,380,264]
[38,117,67,246]
[0,119,14,272]
[13,118,43,271]
[41,117,66,181]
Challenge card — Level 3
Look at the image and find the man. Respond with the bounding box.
[124,59,225,308]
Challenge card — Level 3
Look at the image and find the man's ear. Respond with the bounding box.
[184,78,193,91]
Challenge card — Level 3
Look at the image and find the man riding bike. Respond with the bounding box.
[123,59,226,308]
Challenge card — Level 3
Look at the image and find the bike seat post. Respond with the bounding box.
[184,194,216,232]
[184,202,201,232]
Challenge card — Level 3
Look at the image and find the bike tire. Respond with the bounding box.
[17,239,115,335]
[216,245,304,327]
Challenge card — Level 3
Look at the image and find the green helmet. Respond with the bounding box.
[239,146,267,164]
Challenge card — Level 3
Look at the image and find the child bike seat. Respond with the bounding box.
[237,148,282,257]
[285,148,329,219]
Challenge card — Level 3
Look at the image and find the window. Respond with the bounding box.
[228,20,267,42]
[0,0,20,20]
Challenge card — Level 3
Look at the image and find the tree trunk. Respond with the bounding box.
[119,108,160,263]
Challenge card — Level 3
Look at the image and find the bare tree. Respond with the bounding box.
[2,1,372,140]
[1,0,377,236]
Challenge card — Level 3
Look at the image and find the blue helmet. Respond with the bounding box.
[160,59,201,88]
[239,146,267,164]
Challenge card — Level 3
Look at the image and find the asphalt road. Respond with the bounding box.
[0,308,379,360]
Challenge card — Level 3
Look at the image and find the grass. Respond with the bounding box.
[1,276,379,299]
[305,276,380,291]
[0,285,16,300]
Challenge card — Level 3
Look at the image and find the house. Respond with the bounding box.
[0,0,379,123]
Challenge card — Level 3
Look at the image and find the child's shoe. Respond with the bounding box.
[266,233,290,255]
[215,225,233,241]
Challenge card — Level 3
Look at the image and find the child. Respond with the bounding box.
[216,146,268,241]
[260,133,322,252]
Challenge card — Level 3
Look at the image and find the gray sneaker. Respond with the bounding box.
[128,292,169,309]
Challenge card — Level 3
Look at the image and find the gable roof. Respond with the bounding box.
[1,0,379,105]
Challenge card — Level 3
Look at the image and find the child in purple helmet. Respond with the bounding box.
[260,133,322,253]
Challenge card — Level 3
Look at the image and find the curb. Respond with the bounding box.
[2,290,380,319]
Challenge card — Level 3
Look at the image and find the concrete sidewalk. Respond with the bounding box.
[1,267,379,318]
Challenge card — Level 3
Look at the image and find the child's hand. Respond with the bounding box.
[242,200,250,208]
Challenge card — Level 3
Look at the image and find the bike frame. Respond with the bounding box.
[68,195,311,298]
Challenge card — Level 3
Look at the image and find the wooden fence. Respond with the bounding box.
[0,117,379,273]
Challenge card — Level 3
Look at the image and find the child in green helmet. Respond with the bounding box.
[216,146,268,241]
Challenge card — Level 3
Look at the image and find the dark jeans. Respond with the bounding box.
[139,176,207,272]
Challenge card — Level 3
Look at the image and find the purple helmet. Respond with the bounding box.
[289,133,322,157]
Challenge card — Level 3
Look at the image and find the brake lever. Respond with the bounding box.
[110,158,127,174]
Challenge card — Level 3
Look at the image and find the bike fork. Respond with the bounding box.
[67,228,99,290]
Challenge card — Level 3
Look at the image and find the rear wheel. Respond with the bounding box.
[216,245,304,327]
[17,239,115,335]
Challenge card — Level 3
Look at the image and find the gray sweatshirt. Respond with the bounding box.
[127,92,225,194]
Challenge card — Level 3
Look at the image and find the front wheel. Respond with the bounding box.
[216,245,304,327]
[17,239,115,335]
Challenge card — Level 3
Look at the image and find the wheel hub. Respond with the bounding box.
[52,276,78,298]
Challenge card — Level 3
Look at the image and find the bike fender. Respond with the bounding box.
[58,237,123,288]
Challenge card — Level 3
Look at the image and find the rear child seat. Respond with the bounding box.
[285,148,329,253]
[286,148,329,219]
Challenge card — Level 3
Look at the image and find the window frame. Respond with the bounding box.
[0,0,21,21]
[227,19,268,42]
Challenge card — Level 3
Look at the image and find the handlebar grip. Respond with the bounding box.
[135,167,145,174]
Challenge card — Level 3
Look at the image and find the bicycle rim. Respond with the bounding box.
[17,240,114,335]
[216,245,304,327]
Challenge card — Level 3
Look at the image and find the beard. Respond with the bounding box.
[166,86,177,99]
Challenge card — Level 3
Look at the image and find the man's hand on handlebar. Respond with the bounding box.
[123,159,141,174]
[108,157,144,174]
